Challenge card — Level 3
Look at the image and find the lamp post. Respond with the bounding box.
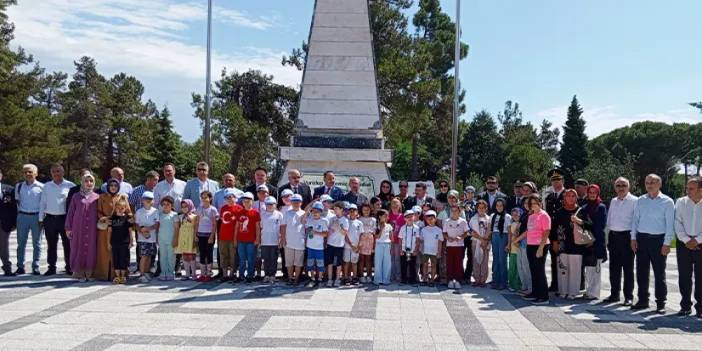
[204,0,213,166]
[450,0,461,189]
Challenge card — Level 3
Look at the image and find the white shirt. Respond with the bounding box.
[359,216,377,234]
[305,217,329,250]
[261,210,283,246]
[346,219,364,248]
[253,200,267,214]
[469,214,491,241]
[39,179,75,220]
[154,178,186,211]
[284,209,306,250]
[399,224,420,251]
[607,193,638,232]
[675,196,702,244]
[135,207,159,243]
[443,217,469,247]
[376,223,393,243]
[327,215,349,248]
[420,225,443,255]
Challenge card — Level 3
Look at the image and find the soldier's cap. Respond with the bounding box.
[548,168,565,181]
[574,178,590,186]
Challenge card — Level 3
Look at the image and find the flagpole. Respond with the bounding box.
[204,0,213,166]
[450,0,461,189]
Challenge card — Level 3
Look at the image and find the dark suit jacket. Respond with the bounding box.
[277,182,312,208]
[245,183,278,197]
[506,195,524,212]
[403,196,435,211]
[313,185,345,202]
[0,183,17,232]
[477,191,507,213]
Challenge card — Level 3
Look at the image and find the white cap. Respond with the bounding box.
[240,192,254,200]
[425,210,437,217]
[264,196,277,205]
[281,189,294,197]
[256,184,269,192]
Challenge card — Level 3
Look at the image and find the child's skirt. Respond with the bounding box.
[359,233,375,255]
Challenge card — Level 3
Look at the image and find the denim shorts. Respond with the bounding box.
[306,248,325,272]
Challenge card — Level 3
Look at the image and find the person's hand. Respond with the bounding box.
[570,215,582,225]
[39,221,44,228]
[586,242,593,248]
[208,237,214,244]
[505,245,510,253]
[107,243,112,251]
[66,230,72,239]
[536,246,544,258]
[194,236,199,243]
[129,241,134,249]
[630,240,638,253]
[552,241,560,253]
[144,233,151,239]
[661,245,670,256]
[686,238,699,250]
[172,239,177,248]
[400,250,405,256]
[254,239,260,247]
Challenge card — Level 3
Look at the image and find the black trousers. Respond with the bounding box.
[44,214,70,271]
[548,244,558,290]
[280,247,288,278]
[463,237,473,281]
[608,230,635,300]
[527,244,549,300]
[635,233,667,304]
[400,254,417,283]
[677,241,702,312]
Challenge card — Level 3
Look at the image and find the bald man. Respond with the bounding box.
[100,167,133,196]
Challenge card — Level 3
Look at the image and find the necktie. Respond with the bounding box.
[293,186,298,194]
[325,187,330,195]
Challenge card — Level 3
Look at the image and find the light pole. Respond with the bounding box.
[450,0,461,189]
[204,0,213,166]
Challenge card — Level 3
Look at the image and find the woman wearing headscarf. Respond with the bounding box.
[65,172,100,282]
[553,189,590,299]
[95,178,132,281]
[582,184,607,300]
[376,180,395,210]
[490,198,511,290]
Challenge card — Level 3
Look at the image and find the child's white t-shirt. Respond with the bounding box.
[359,216,377,234]
[135,207,159,243]
[327,215,350,248]
[376,223,393,243]
[399,224,420,251]
[469,214,491,241]
[305,217,329,250]
[420,225,444,255]
[284,209,306,250]
[443,217,468,247]
[346,218,364,248]
[260,210,283,246]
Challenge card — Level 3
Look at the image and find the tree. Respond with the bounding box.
[457,110,503,182]
[559,95,589,179]
[139,107,184,175]
[537,119,560,160]
[577,141,638,201]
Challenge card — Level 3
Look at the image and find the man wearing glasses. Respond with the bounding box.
[478,176,506,214]
[397,181,410,205]
[278,169,311,208]
[402,182,435,211]
[184,161,220,208]
[603,177,638,306]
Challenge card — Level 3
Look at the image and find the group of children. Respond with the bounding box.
[102,187,531,292]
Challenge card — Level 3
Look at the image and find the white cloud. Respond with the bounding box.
[535,105,699,138]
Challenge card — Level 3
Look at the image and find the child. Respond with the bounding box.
[443,205,469,289]
[399,210,420,284]
[279,189,294,213]
[304,201,328,287]
[507,207,523,292]
[490,199,511,290]
[218,189,240,282]
[195,191,218,282]
[374,209,393,285]
[344,204,363,285]
[326,201,349,287]
[158,196,179,281]
[175,199,198,280]
[253,185,269,279]
[510,207,532,295]
[419,210,442,286]
[135,191,159,283]
[234,192,261,283]
[281,194,305,285]
[261,196,283,283]
[108,198,134,284]
[469,200,491,287]
[388,199,405,283]
[358,203,376,284]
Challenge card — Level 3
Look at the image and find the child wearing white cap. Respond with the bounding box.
[135,191,159,282]
[399,210,420,284]
[260,196,283,283]
[302,201,328,287]
[343,204,363,285]
[281,194,306,285]
[419,210,443,286]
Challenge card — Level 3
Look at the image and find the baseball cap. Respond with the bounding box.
[464,185,476,193]
[240,192,254,200]
[264,196,277,205]
[224,189,237,198]
[425,210,437,217]
[290,194,303,202]
[256,184,269,192]
[348,203,358,210]
[320,194,333,202]
[311,201,324,212]
[412,205,421,214]
[281,189,294,197]
[403,210,414,217]
[141,191,154,199]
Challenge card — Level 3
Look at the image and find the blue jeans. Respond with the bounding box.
[491,231,508,288]
[374,242,391,284]
[16,213,41,270]
[238,242,256,278]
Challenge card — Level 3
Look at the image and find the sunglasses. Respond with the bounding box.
[615,184,627,188]
[486,181,497,185]
[197,168,207,172]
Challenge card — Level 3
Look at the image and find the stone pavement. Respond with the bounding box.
[0,233,700,351]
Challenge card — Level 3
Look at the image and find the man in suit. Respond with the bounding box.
[575,178,590,207]
[477,176,507,213]
[245,167,277,197]
[183,161,220,208]
[313,171,344,201]
[342,176,369,207]
[278,169,312,208]
[544,168,566,292]
[0,169,17,276]
[402,182,435,210]
[506,179,525,212]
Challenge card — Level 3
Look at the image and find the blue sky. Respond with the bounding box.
[8,0,701,142]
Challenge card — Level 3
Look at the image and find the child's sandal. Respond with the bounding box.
[112,277,120,284]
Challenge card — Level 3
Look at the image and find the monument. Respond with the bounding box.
[279,0,392,195]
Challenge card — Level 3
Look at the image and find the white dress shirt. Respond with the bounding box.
[39,179,76,220]
[606,193,638,232]
[675,196,702,244]
[153,178,186,211]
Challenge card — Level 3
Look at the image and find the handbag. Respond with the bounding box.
[572,208,595,246]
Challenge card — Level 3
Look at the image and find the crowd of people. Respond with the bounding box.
[0,162,700,319]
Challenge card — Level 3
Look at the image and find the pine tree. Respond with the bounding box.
[559,95,589,178]
[141,106,183,175]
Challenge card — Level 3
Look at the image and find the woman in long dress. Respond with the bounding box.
[65,173,100,281]
[95,179,132,281]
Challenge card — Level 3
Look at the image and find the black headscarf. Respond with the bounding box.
[105,178,120,196]
[490,198,507,234]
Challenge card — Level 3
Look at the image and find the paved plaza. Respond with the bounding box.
[0,234,700,351]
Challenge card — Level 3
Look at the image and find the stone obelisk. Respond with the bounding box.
[279,0,392,194]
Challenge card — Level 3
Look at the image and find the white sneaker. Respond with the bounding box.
[334,279,341,287]
[270,277,277,284]
[454,281,461,289]
[139,275,149,283]
[326,280,333,287]
[448,281,455,289]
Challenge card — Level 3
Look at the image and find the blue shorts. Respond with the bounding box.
[306,248,325,272]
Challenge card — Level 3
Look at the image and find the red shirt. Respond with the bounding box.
[236,207,261,243]
[219,204,242,241]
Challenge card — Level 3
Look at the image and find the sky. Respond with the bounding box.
[8,0,701,142]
